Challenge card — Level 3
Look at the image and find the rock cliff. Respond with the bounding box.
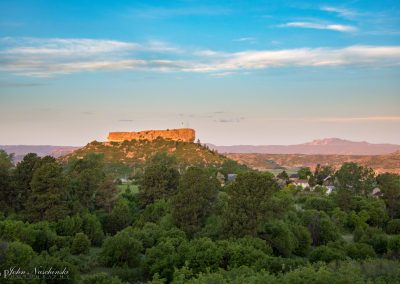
[108,128,195,142]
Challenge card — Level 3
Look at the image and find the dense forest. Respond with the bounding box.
[0,148,400,283]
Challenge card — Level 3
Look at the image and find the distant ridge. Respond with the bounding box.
[0,145,79,163]
[207,138,400,155]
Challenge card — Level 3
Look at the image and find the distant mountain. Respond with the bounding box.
[227,151,400,174]
[0,145,79,163]
[207,138,400,155]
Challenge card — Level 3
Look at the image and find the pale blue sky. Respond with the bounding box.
[0,0,399,145]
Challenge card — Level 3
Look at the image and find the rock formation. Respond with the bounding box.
[108,128,195,142]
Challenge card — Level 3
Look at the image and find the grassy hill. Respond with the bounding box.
[62,138,228,168]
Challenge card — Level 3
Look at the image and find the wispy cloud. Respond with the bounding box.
[279,22,357,32]
[320,6,358,18]
[1,37,400,77]
[319,116,400,122]
[1,37,138,56]
[126,6,231,19]
[234,37,257,44]
[255,116,400,122]
[0,81,46,87]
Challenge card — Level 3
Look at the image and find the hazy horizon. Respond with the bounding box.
[1,0,399,145]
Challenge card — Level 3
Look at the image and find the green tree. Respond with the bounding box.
[178,237,223,274]
[222,172,279,237]
[259,220,298,257]
[298,167,312,180]
[0,150,15,212]
[302,210,340,246]
[335,163,376,196]
[377,173,400,218]
[277,170,290,185]
[82,212,104,246]
[56,215,83,236]
[11,152,41,211]
[0,241,36,271]
[67,154,107,211]
[314,165,334,186]
[104,200,133,234]
[346,243,376,260]
[81,273,126,284]
[172,167,219,236]
[99,230,143,267]
[309,245,347,263]
[138,163,180,208]
[71,232,91,255]
[26,161,69,222]
[144,237,184,281]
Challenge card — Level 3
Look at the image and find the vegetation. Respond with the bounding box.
[1,144,400,283]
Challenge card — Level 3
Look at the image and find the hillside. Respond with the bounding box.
[208,138,400,155]
[62,138,227,167]
[227,151,400,174]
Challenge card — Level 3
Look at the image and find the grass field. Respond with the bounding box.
[116,183,139,195]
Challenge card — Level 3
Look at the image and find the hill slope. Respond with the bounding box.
[62,139,227,167]
[227,151,400,174]
[208,138,400,155]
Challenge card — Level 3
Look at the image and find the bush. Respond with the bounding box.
[0,241,36,270]
[144,237,184,281]
[99,230,143,267]
[309,245,347,263]
[346,243,376,260]
[292,225,312,256]
[259,220,298,257]
[178,237,223,274]
[71,233,91,255]
[81,272,126,284]
[56,215,83,236]
[304,197,335,212]
[216,237,272,270]
[82,213,104,246]
[386,219,400,234]
[388,236,400,259]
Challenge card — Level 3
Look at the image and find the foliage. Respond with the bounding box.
[99,230,143,267]
[172,167,219,236]
[386,219,400,234]
[301,210,340,246]
[71,233,91,255]
[26,161,69,222]
[81,273,126,284]
[335,162,376,196]
[222,172,279,237]
[138,163,180,208]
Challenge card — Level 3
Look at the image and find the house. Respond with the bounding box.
[325,185,335,194]
[216,172,225,186]
[227,174,237,183]
[292,179,310,189]
[371,187,383,198]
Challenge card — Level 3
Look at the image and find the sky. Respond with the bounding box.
[0,0,399,146]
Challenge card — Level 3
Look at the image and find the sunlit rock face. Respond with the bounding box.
[108,128,196,142]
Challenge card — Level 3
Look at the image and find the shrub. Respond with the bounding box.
[386,219,400,234]
[388,236,400,259]
[99,230,143,267]
[309,245,347,263]
[81,272,126,284]
[346,243,376,260]
[0,241,36,270]
[71,233,91,255]
[259,220,298,257]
